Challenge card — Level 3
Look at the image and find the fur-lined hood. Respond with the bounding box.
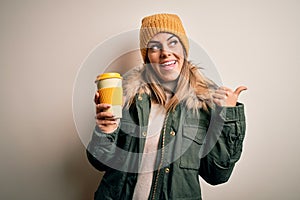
[122,64,217,111]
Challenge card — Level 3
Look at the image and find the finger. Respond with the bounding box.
[96,115,116,122]
[96,103,111,112]
[96,119,118,125]
[96,112,115,119]
[212,93,226,100]
[213,98,224,106]
[214,89,228,96]
[219,86,231,91]
[234,86,248,96]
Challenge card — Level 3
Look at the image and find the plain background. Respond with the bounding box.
[1,0,299,199]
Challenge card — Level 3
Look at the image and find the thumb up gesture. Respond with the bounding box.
[213,86,247,107]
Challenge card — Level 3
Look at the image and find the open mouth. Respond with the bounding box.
[160,60,177,70]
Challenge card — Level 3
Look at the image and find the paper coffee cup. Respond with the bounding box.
[95,72,123,118]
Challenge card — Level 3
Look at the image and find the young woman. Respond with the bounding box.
[87,13,247,200]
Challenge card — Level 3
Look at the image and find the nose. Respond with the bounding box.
[160,45,171,58]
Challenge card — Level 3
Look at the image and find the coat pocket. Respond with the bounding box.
[120,121,138,135]
[179,125,206,170]
[118,120,138,151]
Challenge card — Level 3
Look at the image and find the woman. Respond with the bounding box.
[87,13,247,200]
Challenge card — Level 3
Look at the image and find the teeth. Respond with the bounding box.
[161,61,176,66]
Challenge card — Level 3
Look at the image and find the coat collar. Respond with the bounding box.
[122,65,215,111]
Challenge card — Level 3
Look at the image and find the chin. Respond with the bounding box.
[159,74,179,82]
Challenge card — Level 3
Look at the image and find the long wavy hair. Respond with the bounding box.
[142,58,217,112]
[123,58,217,113]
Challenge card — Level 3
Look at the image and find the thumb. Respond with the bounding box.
[234,86,248,96]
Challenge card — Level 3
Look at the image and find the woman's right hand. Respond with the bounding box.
[94,92,119,134]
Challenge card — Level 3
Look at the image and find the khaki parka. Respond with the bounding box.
[87,92,246,200]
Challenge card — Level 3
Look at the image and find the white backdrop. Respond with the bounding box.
[1,0,299,199]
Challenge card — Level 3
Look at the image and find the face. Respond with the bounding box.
[146,33,185,82]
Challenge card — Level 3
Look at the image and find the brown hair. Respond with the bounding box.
[140,60,217,112]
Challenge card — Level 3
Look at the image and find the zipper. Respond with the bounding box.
[151,111,170,200]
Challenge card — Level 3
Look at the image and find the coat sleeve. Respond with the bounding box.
[86,125,120,172]
[199,102,246,185]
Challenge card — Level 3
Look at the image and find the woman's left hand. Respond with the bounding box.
[212,86,247,107]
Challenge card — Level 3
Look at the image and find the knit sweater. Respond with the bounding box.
[132,103,166,200]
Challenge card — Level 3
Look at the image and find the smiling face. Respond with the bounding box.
[146,33,185,82]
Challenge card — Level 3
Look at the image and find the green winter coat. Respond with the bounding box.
[87,92,246,200]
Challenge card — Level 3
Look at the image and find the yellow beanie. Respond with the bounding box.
[139,13,189,62]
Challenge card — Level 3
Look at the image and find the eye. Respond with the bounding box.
[169,40,178,47]
[148,44,161,51]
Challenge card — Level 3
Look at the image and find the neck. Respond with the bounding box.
[161,80,177,100]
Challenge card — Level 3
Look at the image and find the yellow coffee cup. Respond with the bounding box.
[95,72,123,118]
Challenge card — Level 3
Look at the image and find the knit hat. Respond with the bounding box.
[139,13,189,62]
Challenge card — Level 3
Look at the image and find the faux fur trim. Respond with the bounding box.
[122,64,216,110]
[122,65,147,105]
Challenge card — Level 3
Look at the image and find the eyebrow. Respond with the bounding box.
[167,35,176,41]
[148,35,177,44]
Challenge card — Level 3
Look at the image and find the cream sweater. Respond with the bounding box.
[132,103,166,200]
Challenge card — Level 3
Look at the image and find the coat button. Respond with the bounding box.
[170,130,175,136]
[165,168,170,173]
[138,96,143,101]
[142,132,147,137]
